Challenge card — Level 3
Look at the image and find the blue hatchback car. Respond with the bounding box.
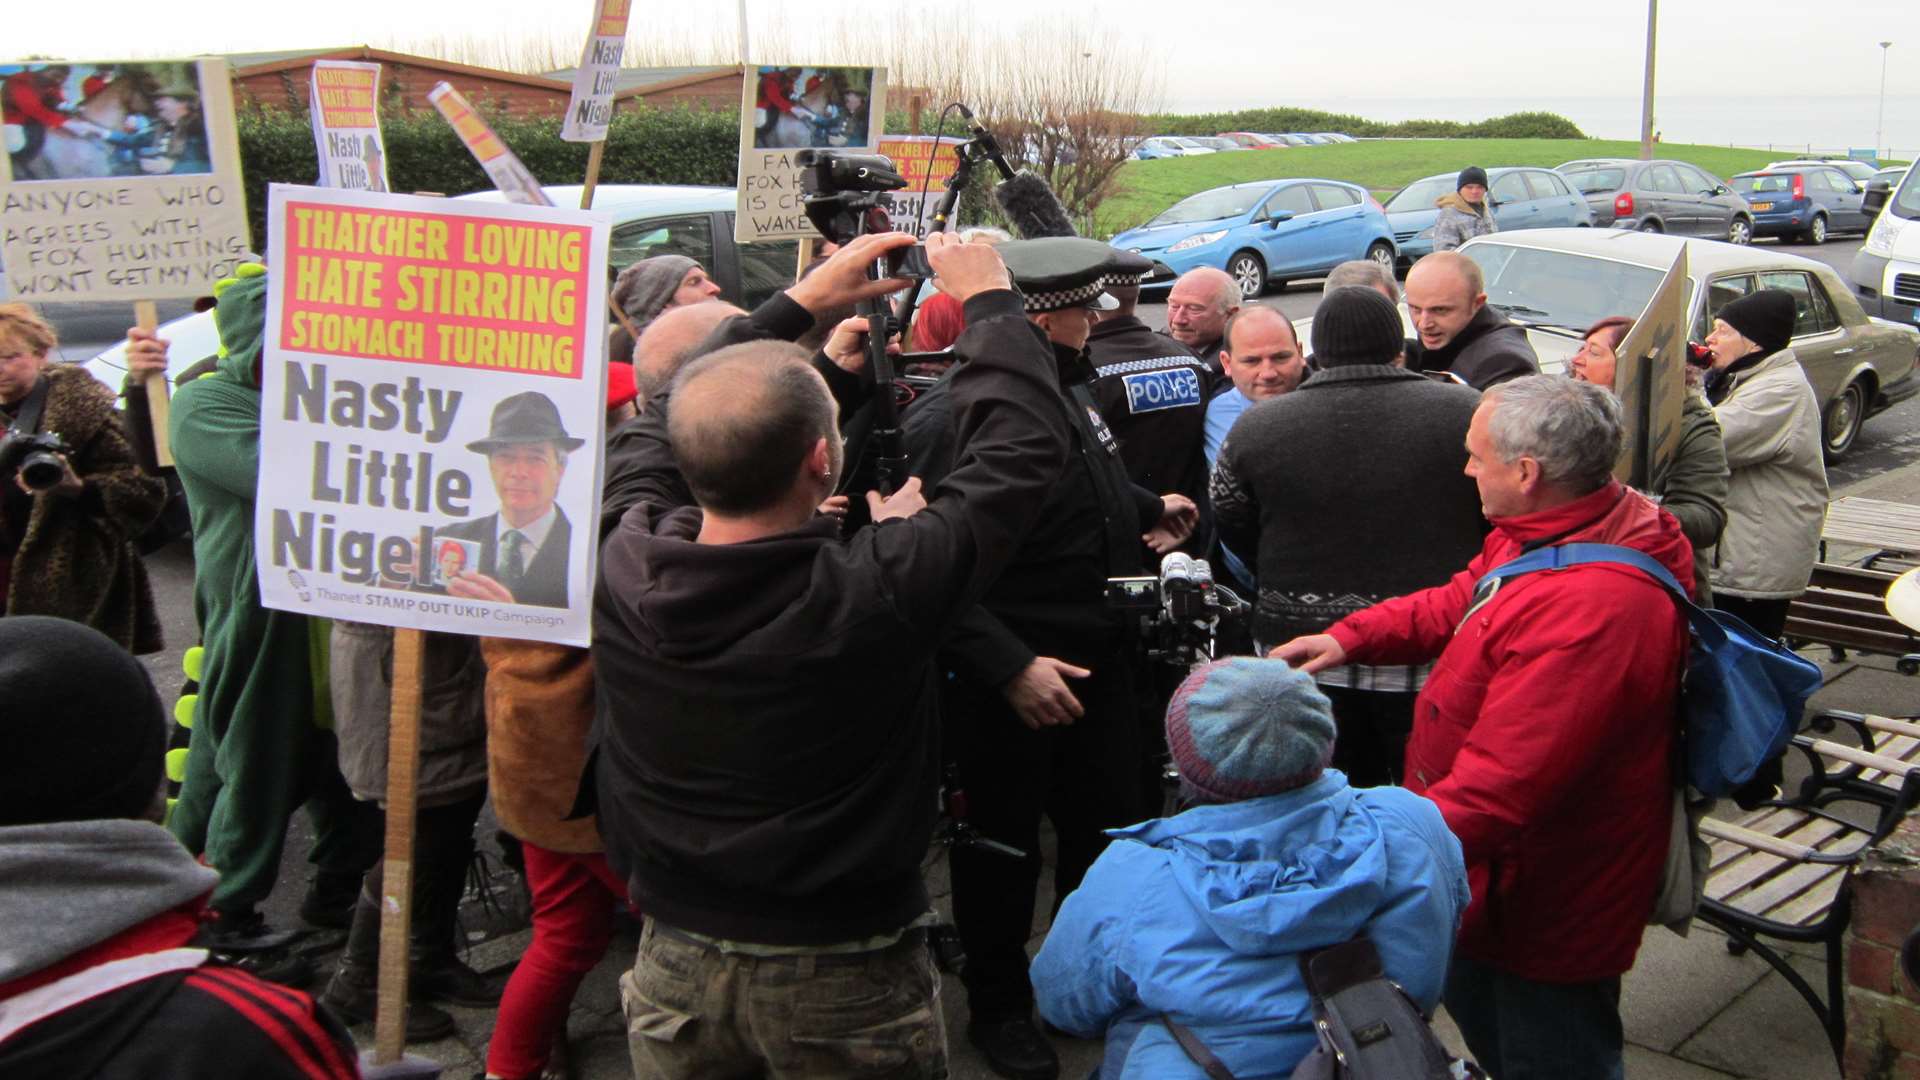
[1113,179,1397,299]
[1383,167,1593,264]
[1730,166,1873,244]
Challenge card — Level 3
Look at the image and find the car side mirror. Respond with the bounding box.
[1713,185,1731,196]
[1864,181,1892,216]
[1267,212,1293,225]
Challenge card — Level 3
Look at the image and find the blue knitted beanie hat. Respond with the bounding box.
[1165,658,1337,802]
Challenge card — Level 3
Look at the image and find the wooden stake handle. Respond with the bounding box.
[580,141,606,210]
[134,301,174,468]
[373,627,426,1063]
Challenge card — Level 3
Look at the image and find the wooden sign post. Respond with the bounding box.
[372,627,425,1065]
[133,301,173,467]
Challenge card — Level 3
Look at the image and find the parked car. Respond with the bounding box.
[1868,166,1911,217]
[1383,167,1591,263]
[1282,133,1334,145]
[1454,228,1919,458]
[1557,158,1753,244]
[1767,159,1882,184]
[1114,179,1395,301]
[1851,164,1920,328]
[82,183,795,390]
[1187,136,1246,152]
[1313,133,1358,143]
[1218,132,1283,149]
[1730,166,1872,244]
[1133,136,1217,160]
[1261,133,1312,147]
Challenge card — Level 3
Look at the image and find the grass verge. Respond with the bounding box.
[1095,139,1786,237]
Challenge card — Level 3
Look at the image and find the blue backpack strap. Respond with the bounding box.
[1478,542,1720,644]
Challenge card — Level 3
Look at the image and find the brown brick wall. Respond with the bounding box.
[1845,818,1920,1078]
[232,63,572,117]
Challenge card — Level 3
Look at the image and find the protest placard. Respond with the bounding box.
[561,0,631,143]
[1613,248,1689,489]
[736,64,887,243]
[876,135,964,238]
[257,184,611,646]
[310,61,389,192]
[0,58,250,303]
[429,83,551,207]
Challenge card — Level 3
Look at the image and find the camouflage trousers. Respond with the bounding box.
[621,920,949,1079]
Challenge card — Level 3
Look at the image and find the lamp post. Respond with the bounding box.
[1879,42,1894,163]
[1639,0,1658,160]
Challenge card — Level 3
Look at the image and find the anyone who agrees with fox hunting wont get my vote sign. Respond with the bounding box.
[1,57,251,301]
[257,184,611,646]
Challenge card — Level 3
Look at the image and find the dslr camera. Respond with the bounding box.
[1107,552,1250,669]
[0,429,71,492]
[794,149,933,278]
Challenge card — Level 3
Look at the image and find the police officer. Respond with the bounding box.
[1086,272,1214,555]
[900,238,1197,1080]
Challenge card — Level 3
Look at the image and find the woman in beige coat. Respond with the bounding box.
[1702,289,1828,638]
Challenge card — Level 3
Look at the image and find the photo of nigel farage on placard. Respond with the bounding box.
[256,183,612,647]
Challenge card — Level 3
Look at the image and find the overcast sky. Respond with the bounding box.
[12,0,1917,114]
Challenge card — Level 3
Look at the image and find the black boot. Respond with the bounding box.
[967,1017,1060,1080]
[319,887,456,1043]
[410,824,506,1007]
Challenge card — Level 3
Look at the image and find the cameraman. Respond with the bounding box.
[592,232,1068,1078]
[0,304,165,653]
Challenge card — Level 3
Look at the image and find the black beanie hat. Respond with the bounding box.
[1312,286,1406,367]
[0,616,166,826]
[1457,166,1489,192]
[1716,288,1797,355]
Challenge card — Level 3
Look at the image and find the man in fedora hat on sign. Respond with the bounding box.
[442,391,585,609]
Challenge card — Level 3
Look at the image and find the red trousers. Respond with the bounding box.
[486,843,627,1079]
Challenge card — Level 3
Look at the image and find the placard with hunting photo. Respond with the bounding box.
[736,64,886,243]
[0,57,250,302]
[256,184,612,646]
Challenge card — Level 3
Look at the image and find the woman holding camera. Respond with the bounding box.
[0,304,165,652]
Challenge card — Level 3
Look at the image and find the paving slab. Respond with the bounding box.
[1673,954,1840,1080]
[1623,924,1774,1053]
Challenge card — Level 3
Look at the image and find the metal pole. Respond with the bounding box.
[738,0,750,65]
[1878,42,1894,163]
[1639,0,1658,160]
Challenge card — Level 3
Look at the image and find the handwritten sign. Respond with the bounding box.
[561,0,631,143]
[735,64,886,243]
[257,184,611,646]
[310,61,388,192]
[0,57,249,302]
[428,83,550,207]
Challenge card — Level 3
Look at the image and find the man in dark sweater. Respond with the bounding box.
[591,232,1070,1079]
[1212,286,1486,785]
[1403,251,1539,390]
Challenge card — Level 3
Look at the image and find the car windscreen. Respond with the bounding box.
[1731,175,1793,194]
[1147,187,1259,226]
[1565,168,1626,194]
[1462,244,1673,332]
[1384,177,1458,212]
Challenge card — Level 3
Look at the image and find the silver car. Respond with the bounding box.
[1557,159,1754,244]
[1456,228,1920,459]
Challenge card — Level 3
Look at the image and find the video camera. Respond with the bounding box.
[794,149,933,278]
[0,429,71,492]
[1108,552,1251,669]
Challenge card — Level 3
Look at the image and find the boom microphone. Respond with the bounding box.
[954,103,1016,180]
[993,171,1079,239]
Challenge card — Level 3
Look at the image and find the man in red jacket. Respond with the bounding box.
[1273,374,1691,1080]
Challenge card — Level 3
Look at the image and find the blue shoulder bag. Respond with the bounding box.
[1477,543,1823,797]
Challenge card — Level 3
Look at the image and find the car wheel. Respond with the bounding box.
[1807,214,1829,244]
[1227,251,1266,299]
[1365,241,1394,272]
[1728,217,1753,245]
[1639,218,1663,233]
[1822,379,1868,460]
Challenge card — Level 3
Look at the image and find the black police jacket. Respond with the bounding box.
[903,341,1163,685]
[1086,315,1215,551]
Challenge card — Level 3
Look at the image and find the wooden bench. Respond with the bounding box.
[1784,563,1920,673]
[1805,711,1920,805]
[1696,735,1920,1066]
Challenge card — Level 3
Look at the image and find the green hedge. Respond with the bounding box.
[1141,107,1586,141]
[236,104,740,250]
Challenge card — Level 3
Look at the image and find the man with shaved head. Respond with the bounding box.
[1403,251,1538,390]
[591,232,1069,1079]
[1165,266,1240,374]
[632,299,747,402]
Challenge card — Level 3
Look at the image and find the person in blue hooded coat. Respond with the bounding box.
[1030,658,1470,1078]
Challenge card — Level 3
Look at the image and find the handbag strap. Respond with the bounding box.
[1478,542,1725,646]
[1160,1016,1239,1080]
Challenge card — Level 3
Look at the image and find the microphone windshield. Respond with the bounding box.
[993,171,1078,239]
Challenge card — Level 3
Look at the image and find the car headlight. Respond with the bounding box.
[1864,217,1903,257]
[1167,230,1227,253]
[1416,227,1434,239]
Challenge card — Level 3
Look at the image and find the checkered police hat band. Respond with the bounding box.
[1023,279,1107,312]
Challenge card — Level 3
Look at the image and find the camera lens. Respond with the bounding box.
[19,451,63,491]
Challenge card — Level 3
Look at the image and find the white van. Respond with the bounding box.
[1852,169,1920,327]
